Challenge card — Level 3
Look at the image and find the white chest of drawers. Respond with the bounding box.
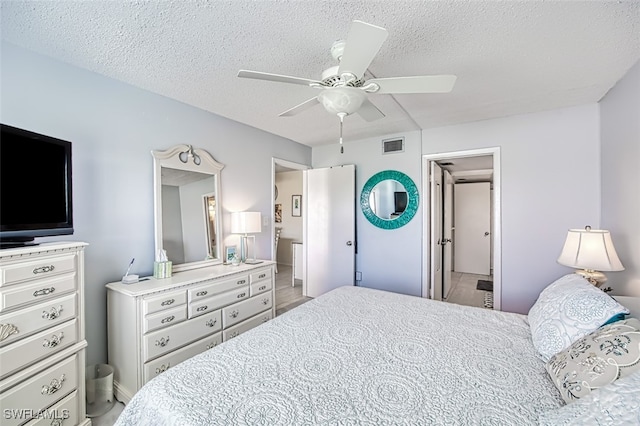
[0,242,89,426]
[106,261,275,404]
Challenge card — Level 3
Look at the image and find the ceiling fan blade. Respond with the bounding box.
[356,99,385,122]
[337,20,388,79]
[279,97,320,117]
[238,70,324,87]
[368,75,457,94]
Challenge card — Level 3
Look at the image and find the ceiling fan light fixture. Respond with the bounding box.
[317,87,366,115]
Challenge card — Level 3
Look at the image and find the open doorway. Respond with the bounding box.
[272,158,311,315]
[422,148,502,311]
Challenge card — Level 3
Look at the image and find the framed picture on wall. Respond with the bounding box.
[292,195,301,217]
[275,204,282,223]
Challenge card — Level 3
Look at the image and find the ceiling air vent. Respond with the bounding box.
[382,137,404,154]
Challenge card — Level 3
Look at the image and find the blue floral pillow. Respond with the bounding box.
[527,274,629,362]
[539,370,640,425]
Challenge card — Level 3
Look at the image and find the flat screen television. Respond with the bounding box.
[0,124,73,248]
[394,191,407,214]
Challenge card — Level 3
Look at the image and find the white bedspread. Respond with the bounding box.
[116,286,563,425]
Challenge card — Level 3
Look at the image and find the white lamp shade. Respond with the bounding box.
[557,228,624,271]
[317,87,366,115]
[231,211,262,234]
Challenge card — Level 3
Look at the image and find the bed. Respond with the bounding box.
[115,279,640,425]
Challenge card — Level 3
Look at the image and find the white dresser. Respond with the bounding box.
[106,261,275,404]
[0,242,89,426]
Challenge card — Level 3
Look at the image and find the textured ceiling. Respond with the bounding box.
[1,1,639,147]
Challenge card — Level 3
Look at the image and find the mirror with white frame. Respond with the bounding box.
[152,144,224,272]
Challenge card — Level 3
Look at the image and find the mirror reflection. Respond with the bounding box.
[368,180,407,220]
[153,145,224,272]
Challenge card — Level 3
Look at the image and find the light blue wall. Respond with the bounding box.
[313,131,424,296]
[600,59,640,296]
[422,104,601,314]
[0,42,311,365]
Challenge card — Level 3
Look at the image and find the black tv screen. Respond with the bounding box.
[0,124,73,248]
[394,191,407,213]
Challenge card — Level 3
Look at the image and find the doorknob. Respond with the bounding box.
[346,241,353,246]
[484,232,490,236]
[440,239,452,245]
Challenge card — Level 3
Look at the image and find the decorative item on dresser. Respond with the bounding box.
[0,242,89,426]
[106,261,275,404]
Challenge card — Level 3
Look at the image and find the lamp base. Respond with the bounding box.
[575,269,607,287]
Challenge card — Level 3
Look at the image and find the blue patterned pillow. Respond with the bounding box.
[539,370,640,425]
[528,274,629,362]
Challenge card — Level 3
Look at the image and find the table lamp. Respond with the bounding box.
[557,226,624,289]
[231,211,262,264]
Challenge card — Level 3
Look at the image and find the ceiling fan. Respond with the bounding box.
[238,20,456,152]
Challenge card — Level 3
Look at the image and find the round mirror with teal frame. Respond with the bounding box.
[360,170,419,229]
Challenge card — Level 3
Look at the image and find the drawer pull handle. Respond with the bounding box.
[161,315,175,324]
[0,323,19,342]
[155,336,170,347]
[41,374,65,395]
[237,279,246,285]
[196,290,208,297]
[42,305,63,321]
[229,310,239,318]
[155,363,170,374]
[161,299,175,306]
[258,285,266,291]
[206,318,217,327]
[229,331,240,339]
[258,273,266,279]
[197,306,208,312]
[206,342,218,350]
[237,292,246,299]
[262,298,269,305]
[33,265,55,274]
[33,287,56,297]
[262,316,269,323]
[43,332,64,348]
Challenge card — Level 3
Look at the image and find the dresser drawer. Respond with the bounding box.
[24,389,78,426]
[0,253,76,287]
[143,310,222,362]
[249,279,272,297]
[142,290,187,316]
[188,287,248,318]
[0,319,78,379]
[0,273,76,313]
[143,332,222,384]
[0,293,76,347]
[223,311,272,341]
[143,305,187,334]
[1,354,78,426]
[188,274,250,302]
[222,293,272,329]
[249,268,271,284]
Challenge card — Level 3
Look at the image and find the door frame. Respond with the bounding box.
[421,147,502,310]
[271,157,310,269]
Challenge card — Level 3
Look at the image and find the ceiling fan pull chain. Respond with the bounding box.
[338,112,346,154]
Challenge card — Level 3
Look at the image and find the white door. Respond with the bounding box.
[443,170,454,299]
[454,182,491,275]
[305,165,356,298]
[429,162,443,300]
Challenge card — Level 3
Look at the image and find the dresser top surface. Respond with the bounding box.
[0,241,88,259]
[106,261,275,296]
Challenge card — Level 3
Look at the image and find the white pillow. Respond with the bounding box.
[539,370,640,425]
[527,274,629,362]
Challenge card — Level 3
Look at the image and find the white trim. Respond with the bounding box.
[421,147,502,311]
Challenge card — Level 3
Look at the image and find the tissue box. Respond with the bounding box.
[153,261,172,279]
